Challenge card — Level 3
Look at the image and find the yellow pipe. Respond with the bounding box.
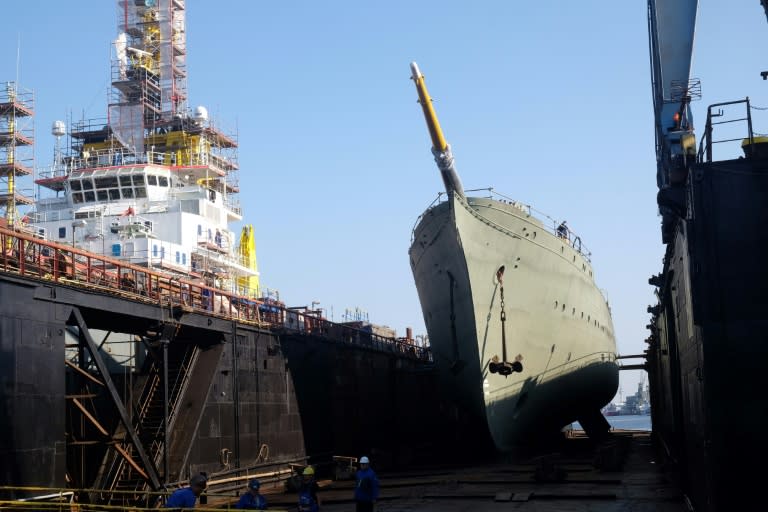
[410,62,448,152]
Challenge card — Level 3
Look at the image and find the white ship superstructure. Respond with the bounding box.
[27,0,259,297]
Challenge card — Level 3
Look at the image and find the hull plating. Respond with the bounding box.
[410,195,618,450]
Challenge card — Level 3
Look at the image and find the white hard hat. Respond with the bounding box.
[360,456,370,464]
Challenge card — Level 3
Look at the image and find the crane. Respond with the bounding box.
[647,0,699,242]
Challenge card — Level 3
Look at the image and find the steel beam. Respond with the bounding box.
[68,307,163,491]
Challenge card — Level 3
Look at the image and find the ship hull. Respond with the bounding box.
[410,195,618,450]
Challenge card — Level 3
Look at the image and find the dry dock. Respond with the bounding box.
[226,430,686,512]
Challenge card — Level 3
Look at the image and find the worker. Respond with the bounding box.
[235,478,267,510]
[353,456,379,512]
[165,473,207,508]
[297,466,320,511]
[215,229,222,248]
[556,221,569,240]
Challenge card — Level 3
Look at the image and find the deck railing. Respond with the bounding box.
[0,225,429,361]
[412,187,593,261]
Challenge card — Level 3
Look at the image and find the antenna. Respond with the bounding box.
[16,33,20,84]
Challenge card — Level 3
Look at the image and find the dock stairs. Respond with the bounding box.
[93,324,199,502]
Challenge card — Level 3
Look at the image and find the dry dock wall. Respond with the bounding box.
[0,273,304,494]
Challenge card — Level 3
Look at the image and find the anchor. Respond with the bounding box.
[489,266,523,377]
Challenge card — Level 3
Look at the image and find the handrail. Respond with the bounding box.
[697,97,755,164]
[0,225,430,362]
[411,187,593,261]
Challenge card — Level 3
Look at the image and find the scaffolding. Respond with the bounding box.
[0,82,34,226]
[110,0,187,150]
[34,0,240,223]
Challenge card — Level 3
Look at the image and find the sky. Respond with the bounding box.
[2,1,767,402]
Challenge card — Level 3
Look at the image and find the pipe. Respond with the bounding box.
[410,62,465,198]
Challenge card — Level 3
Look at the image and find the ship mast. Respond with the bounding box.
[409,62,465,198]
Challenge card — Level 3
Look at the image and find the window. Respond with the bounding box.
[72,193,84,204]
[135,187,147,198]
[132,175,144,186]
[182,253,187,265]
[109,189,121,200]
[175,251,180,263]
[119,176,132,187]
[160,246,165,260]
[158,176,168,187]
[111,244,121,257]
[147,175,158,186]
[197,224,202,236]
[122,187,134,198]
[97,190,108,201]
[153,245,158,257]
[95,176,118,188]
[70,180,82,191]
[58,227,66,238]
[81,179,94,190]
[84,191,95,202]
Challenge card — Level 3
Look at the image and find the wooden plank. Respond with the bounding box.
[70,398,109,437]
[112,443,149,481]
[64,360,105,387]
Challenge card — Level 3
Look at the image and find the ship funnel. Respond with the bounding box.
[410,62,465,198]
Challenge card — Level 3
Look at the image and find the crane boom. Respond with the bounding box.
[648,0,699,189]
[410,62,465,198]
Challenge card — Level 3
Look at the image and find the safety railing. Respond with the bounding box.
[274,308,432,362]
[697,97,755,164]
[412,187,593,261]
[0,226,430,361]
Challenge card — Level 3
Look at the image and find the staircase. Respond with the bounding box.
[94,336,199,503]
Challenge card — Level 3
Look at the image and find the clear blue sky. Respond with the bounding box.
[3,1,767,402]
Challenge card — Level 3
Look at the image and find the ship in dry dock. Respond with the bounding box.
[407,63,619,450]
[0,1,445,502]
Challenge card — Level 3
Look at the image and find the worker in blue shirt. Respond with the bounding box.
[354,456,379,512]
[165,474,207,508]
[235,479,267,510]
[297,466,320,511]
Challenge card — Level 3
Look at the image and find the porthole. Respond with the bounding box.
[562,304,566,312]
[588,315,591,322]
[572,307,576,315]
[581,312,584,318]
[554,301,558,309]
[532,231,537,239]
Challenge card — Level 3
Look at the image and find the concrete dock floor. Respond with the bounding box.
[258,430,687,511]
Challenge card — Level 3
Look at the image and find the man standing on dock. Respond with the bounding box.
[165,474,207,509]
[354,456,379,512]
[298,466,321,511]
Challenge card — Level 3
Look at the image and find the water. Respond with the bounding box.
[572,414,652,432]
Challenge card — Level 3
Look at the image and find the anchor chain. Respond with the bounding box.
[489,266,523,377]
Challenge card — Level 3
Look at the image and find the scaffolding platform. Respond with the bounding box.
[0,191,35,206]
[0,100,34,118]
[0,131,34,146]
[0,162,32,176]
